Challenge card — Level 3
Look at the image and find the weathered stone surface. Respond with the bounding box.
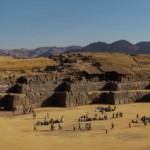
[109,91,150,104]
[117,81,150,90]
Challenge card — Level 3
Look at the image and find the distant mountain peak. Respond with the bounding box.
[1,40,150,58]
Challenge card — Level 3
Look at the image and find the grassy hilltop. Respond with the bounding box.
[1,52,150,77]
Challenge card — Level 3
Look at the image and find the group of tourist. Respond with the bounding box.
[141,116,150,126]
[96,105,116,113]
[78,113,109,122]
[128,114,150,128]
[34,122,63,131]
[33,105,119,132]
[78,106,123,122]
[34,114,65,131]
[50,123,63,131]
[73,122,92,131]
[32,105,149,134]
[112,112,123,118]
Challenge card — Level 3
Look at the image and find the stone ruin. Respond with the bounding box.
[0,52,150,111]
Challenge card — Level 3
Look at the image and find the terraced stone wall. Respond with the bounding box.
[109,90,150,104]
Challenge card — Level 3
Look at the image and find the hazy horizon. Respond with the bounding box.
[1,39,150,50]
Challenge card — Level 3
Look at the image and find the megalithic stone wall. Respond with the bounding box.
[0,94,27,111]
[1,75,150,109]
[52,91,89,107]
[109,90,150,104]
[116,81,150,91]
[17,81,63,107]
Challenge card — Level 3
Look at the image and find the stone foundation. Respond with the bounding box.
[116,81,150,90]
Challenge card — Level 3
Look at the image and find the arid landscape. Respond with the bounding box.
[1,1,150,150]
[0,103,150,150]
[1,52,150,150]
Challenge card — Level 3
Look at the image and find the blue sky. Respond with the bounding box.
[0,0,150,49]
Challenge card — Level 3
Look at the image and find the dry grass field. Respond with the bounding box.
[0,57,56,70]
[0,56,14,61]
[0,103,150,150]
[0,56,57,77]
[82,52,136,67]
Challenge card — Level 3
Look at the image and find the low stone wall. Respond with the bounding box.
[70,82,107,92]
[122,74,150,82]
[20,81,62,93]
[117,81,150,91]
[109,90,150,104]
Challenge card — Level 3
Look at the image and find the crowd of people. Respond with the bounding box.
[32,105,119,133]
[78,113,109,122]
[35,116,64,126]
[96,105,116,113]
[21,105,149,134]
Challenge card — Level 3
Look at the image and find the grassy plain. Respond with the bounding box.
[0,57,56,70]
[0,103,150,150]
[0,56,57,77]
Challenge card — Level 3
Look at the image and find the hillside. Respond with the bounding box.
[1,52,150,75]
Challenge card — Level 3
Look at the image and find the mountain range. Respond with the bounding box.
[66,40,150,54]
[1,40,150,58]
[0,46,82,58]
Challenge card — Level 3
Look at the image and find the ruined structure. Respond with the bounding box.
[0,52,150,111]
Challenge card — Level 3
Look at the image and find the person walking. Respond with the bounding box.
[50,123,55,131]
[78,123,82,131]
[114,105,116,111]
[61,116,64,123]
[129,123,131,128]
[105,127,108,134]
[47,113,49,119]
[111,122,114,129]
[143,120,147,126]
[89,123,92,131]
[12,107,16,114]
[34,124,37,131]
[58,123,62,130]
[73,124,76,131]
[44,116,46,121]
[112,113,115,118]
